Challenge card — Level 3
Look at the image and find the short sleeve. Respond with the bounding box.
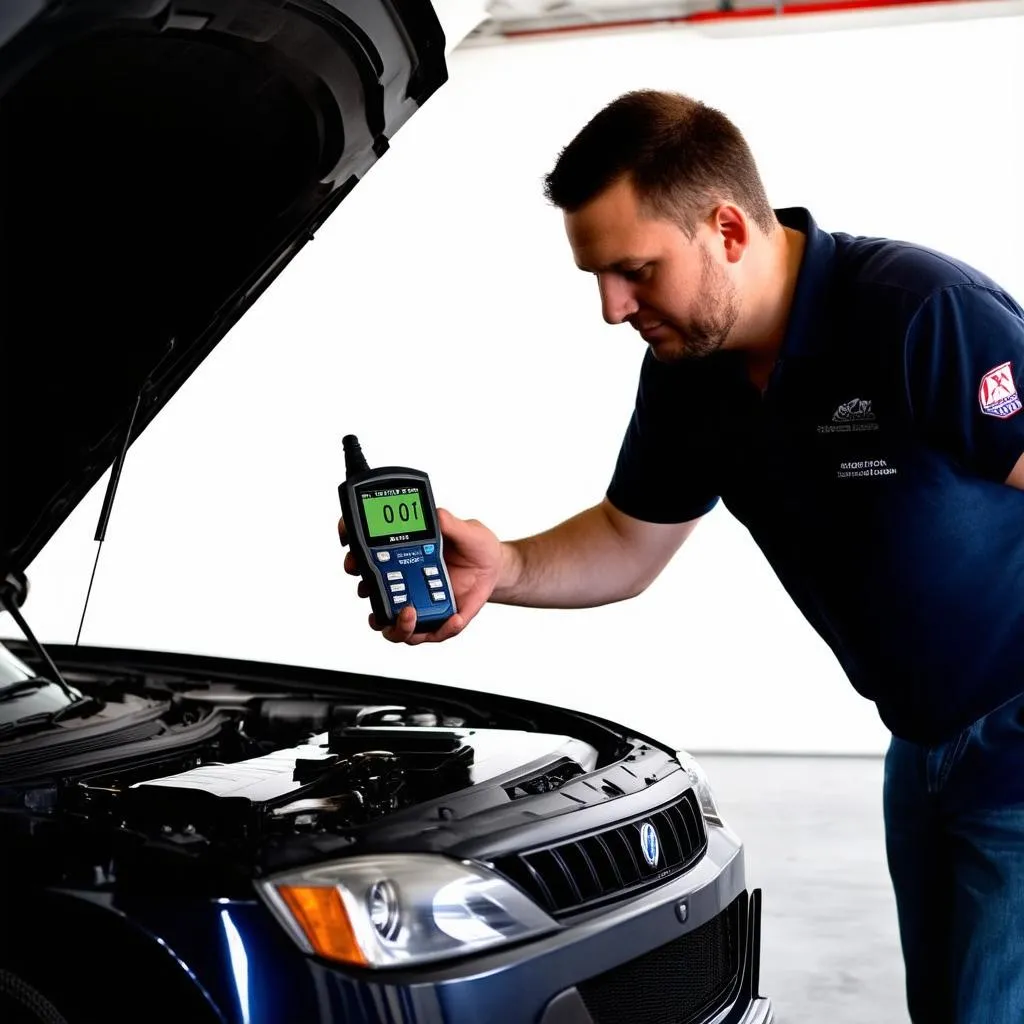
[605,351,721,523]
[905,284,1024,483]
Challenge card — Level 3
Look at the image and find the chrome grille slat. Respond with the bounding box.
[654,809,683,864]
[612,825,642,881]
[671,799,697,851]
[576,840,603,894]
[550,847,583,904]
[592,833,624,889]
[562,837,603,901]
[519,854,557,911]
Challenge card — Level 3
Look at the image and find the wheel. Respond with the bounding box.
[0,969,70,1024]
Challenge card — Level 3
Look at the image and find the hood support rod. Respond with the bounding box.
[75,389,144,646]
[76,340,176,646]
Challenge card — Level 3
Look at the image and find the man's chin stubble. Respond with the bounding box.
[651,334,725,362]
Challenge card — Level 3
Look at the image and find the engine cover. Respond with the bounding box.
[125,726,599,842]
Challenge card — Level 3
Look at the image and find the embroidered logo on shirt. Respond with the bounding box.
[978,362,1022,419]
[833,398,875,422]
[817,398,879,434]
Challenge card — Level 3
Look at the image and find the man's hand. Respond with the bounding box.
[338,509,503,645]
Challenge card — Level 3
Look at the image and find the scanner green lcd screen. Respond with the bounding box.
[361,489,426,538]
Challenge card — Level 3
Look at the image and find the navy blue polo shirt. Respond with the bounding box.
[607,208,1024,744]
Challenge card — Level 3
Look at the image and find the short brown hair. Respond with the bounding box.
[543,90,777,238]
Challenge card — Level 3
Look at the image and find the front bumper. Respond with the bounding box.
[303,824,769,1023]
[127,821,772,1024]
[534,880,768,1024]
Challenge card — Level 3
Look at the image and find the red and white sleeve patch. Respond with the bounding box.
[978,361,1023,419]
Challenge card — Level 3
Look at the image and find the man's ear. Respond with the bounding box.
[713,204,750,265]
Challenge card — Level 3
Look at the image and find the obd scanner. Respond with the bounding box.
[339,435,456,633]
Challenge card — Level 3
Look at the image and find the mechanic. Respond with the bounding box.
[339,90,1024,1023]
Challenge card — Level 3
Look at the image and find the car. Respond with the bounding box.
[0,2,773,1022]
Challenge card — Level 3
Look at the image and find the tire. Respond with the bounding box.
[0,969,70,1024]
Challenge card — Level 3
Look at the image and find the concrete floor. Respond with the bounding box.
[697,754,911,1024]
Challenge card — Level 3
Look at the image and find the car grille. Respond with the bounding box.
[577,893,745,1024]
[490,789,707,917]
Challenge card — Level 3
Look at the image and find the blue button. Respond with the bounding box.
[424,544,435,555]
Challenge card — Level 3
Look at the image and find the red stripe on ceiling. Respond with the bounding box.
[498,0,982,37]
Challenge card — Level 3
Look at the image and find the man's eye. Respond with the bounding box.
[622,265,651,282]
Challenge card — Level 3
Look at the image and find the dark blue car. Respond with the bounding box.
[0,2,772,1022]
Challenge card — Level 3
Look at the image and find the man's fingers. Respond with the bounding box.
[344,552,358,575]
[338,517,349,545]
[425,613,466,643]
[380,609,466,646]
[362,581,471,646]
[426,580,488,637]
[365,597,432,644]
[382,605,419,643]
[401,611,467,645]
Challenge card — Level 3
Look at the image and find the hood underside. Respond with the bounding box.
[0,0,446,585]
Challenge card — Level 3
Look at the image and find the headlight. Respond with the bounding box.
[676,750,725,828]
[259,854,558,968]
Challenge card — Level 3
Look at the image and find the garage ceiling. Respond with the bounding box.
[477,0,746,36]
[433,0,1002,46]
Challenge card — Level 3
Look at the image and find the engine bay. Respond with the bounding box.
[69,714,599,847]
[0,652,618,878]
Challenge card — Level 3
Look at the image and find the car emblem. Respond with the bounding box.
[639,822,660,868]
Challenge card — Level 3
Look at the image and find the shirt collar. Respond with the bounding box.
[775,206,836,359]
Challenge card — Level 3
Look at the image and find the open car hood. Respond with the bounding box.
[0,0,446,588]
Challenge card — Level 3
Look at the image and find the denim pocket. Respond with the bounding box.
[945,689,1024,810]
[936,728,971,790]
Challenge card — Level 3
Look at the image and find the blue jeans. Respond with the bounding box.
[883,689,1024,1023]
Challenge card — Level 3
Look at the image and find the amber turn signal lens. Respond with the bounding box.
[276,885,368,966]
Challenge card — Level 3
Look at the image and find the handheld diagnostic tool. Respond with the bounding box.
[339,435,456,633]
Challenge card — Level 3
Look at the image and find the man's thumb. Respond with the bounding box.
[436,507,479,545]
[436,507,460,536]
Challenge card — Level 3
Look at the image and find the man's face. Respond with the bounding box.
[564,177,740,361]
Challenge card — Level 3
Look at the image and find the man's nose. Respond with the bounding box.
[598,275,638,325]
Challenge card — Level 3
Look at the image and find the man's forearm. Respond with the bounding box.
[491,503,661,609]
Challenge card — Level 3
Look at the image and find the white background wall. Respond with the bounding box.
[11,1,1024,754]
